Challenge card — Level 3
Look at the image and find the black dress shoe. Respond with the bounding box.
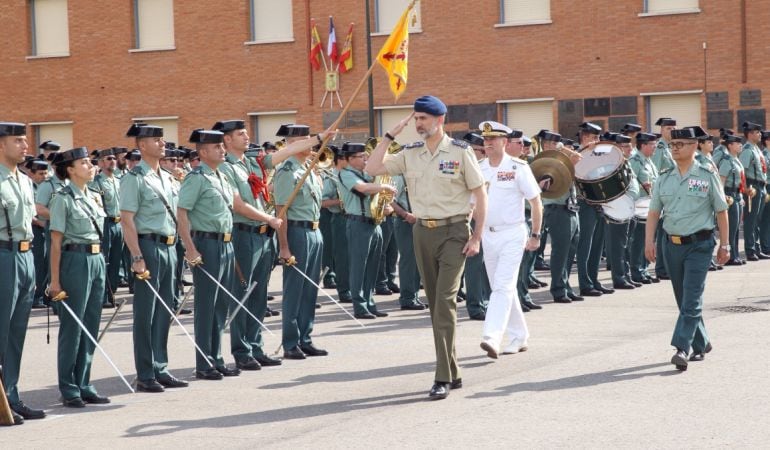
[739,259,747,264]
[12,411,23,425]
[354,312,376,319]
[523,300,542,310]
[11,402,46,420]
[758,252,770,260]
[469,312,486,320]
[102,302,115,309]
[387,283,401,293]
[657,274,671,280]
[520,302,530,312]
[649,277,661,283]
[746,253,760,261]
[716,265,724,270]
[315,303,321,309]
[428,382,449,400]
[255,354,282,366]
[375,287,393,295]
[283,347,306,360]
[181,279,193,286]
[450,379,462,389]
[629,280,643,287]
[596,285,615,294]
[401,303,427,310]
[725,259,742,266]
[689,342,713,362]
[323,280,338,289]
[157,375,189,388]
[236,357,262,371]
[457,289,466,300]
[195,369,224,380]
[339,296,353,304]
[267,295,275,300]
[299,344,328,356]
[178,308,192,315]
[553,296,572,304]
[580,288,602,297]
[268,307,280,316]
[708,265,717,271]
[216,366,241,377]
[534,262,550,271]
[527,282,541,289]
[63,397,86,408]
[373,311,389,317]
[137,379,165,392]
[613,282,635,290]
[82,394,111,404]
[567,293,584,302]
[532,278,548,287]
[637,278,652,285]
[671,349,688,371]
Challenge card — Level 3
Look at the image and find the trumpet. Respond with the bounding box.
[364,137,402,224]
[314,145,336,170]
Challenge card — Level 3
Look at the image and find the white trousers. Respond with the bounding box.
[481,222,529,352]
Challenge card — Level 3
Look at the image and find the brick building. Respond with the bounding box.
[2,0,768,151]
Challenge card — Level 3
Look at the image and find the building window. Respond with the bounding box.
[248,0,293,44]
[378,107,422,144]
[132,117,179,144]
[249,112,297,144]
[132,0,175,51]
[498,0,551,27]
[29,0,70,58]
[642,0,700,15]
[500,99,554,139]
[645,93,702,132]
[32,122,73,152]
[375,0,421,34]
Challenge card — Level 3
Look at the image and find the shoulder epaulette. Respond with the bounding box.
[451,139,469,149]
[87,186,101,194]
[188,166,203,175]
[698,162,715,173]
[660,168,673,175]
[512,156,527,165]
[404,141,425,149]
[60,185,73,195]
[129,165,145,176]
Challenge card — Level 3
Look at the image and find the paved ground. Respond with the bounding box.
[5,250,770,448]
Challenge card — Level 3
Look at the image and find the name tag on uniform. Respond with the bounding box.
[688,179,709,194]
[497,171,516,182]
[438,160,460,175]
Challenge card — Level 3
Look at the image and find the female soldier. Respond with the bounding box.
[717,135,746,265]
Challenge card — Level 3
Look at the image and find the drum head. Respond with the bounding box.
[575,145,623,181]
[603,194,636,223]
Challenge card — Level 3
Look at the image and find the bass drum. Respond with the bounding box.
[634,197,651,222]
[602,194,636,224]
[574,144,632,205]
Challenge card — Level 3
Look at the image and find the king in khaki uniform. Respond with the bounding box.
[645,127,730,371]
[120,124,188,392]
[0,122,46,424]
[366,95,487,400]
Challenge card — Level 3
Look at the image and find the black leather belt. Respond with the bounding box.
[0,240,31,252]
[287,220,320,230]
[234,223,274,236]
[138,233,176,245]
[417,215,467,229]
[545,204,579,213]
[63,243,101,254]
[346,214,376,225]
[105,216,121,223]
[668,229,713,245]
[746,178,767,187]
[724,189,739,195]
[191,230,232,242]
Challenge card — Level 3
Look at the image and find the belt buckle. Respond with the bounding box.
[311,222,319,230]
[671,235,682,245]
[166,235,176,245]
[223,233,232,242]
[90,244,100,254]
[425,220,437,229]
[114,217,121,223]
[259,225,267,234]
[18,241,30,252]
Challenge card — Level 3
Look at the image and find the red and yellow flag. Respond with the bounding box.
[309,19,324,71]
[338,23,354,73]
[376,2,414,100]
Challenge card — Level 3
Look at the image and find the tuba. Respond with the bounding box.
[364,137,402,224]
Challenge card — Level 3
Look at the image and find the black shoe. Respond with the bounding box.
[401,303,427,310]
[387,283,401,293]
[649,277,661,283]
[315,303,321,309]
[532,278,548,287]
[181,279,193,286]
[522,300,542,310]
[268,307,280,317]
[580,288,602,297]
[267,295,275,300]
[137,379,165,392]
[299,344,328,356]
[457,289,466,300]
[339,296,353,303]
[635,278,652,285]
[178,308,192,315]
[12,411,23,425]
[567,293,584,302]
[740,259,747,265]
[689,342,713,362]
[629,280,643,287]
[716,265,723,270]
[520,302,530,312]
[157,375,189,388]
[708,265,717,272]
[373,311,389,317]
[469,312,486,320]
[31,303,47,309]
[11,402,46,420]
[375,287,393,295]
[216,366,241,377]
[63,397,86,408]
[102,302,115,309]
[236,357,262,371]
[428,382,449,400]
[725,259,742,266]
[553,296,572,304]
[118,279,129,288]
[757,252,770,260]
[456,295,465,303]
[323,280,338,289]
[195,369,224,380]
[255,354,282,366]
[283,347,306,360]
[613,282,635,290]
[534,262,550,271]
[82,394,111,404]
[596,285,615,294]
[657,274,671,280]
[354,312,376,319]
[671,349,688,371]
[450,379,462,389]
[527,282,540,289]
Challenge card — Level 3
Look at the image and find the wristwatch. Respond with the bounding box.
[719,244,731,251]
[132,255,144,263]
[530,233,541,239]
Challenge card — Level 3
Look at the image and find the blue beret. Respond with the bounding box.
[413,95,447,116]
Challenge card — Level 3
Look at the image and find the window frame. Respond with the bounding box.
[495,0,553,28]
[639,0,701,17]
[370,0,422,36]
[244,0,295,46]
[27,0,71,60]
[129,0,177,53]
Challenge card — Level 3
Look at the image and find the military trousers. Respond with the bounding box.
[347,218,383,315]
[393,218,422,306]
[629,218,651,281]
[281,226,322,350]
[576,200,605,291]
[662,234,713,353]
[230,227,273,362]
[544,206,579,299]
[606,220,631,285]
[464,220,490,316]
[330,212,351,300]
[758,194,770,254]
[725,193,742,260]
[191,235,234,371]
[31,225,47,305]
[57,251,105,400]
[320,208,336,286]
[376,216,398,290]
[655,219,669,277]
[743,186,765,256]
[101,220,123,304]
[0,247,34,407]
[133,237,176,382]
[413,220,468,383]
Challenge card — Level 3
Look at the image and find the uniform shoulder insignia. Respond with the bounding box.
[660,168,673,175]
[403,141,425,149]
[698,162,714,173]
[60,185,73,196]
[129,165,146,176]
[451,138,469,149]
[188,166,203,175]
[87,186,101,195]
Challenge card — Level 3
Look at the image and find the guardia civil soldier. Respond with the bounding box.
[390,173,426,310]
[338,142,396,319]
[48,147,111,407]
[462,132,491,320]
[651,117,677,281]
[120,124,188,392]
[319,147,338,291]
[628,132,659,283]
[177,129,239,380]
[35,143,68,299]
[321,146,353,303]
[758,131,770,254]
[711,128,734,163]
[366,95,487,400]
[739,121,769,260]
[25,158,50,309]
[645,127,729,371]
[89,148,122,308]
[515,136,543,311]
[718,134,746,265]
[0,123,46,424]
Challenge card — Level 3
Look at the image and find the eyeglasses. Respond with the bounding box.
[164,158,180,162]
[669,141,696,150]
[104,156,116,161]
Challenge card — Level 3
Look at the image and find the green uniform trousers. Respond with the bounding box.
[347,218,383,315]
[133,237,176,382]
[393,219,421,306]
[0,247,34,407]
[759,194,770,254]
[606,220,631,285]
[655,220,668,277]
[464,249,490,316]
[330,213,351,300]
[230,228,273,362]
[32,225,47,305]
[577,200,606,291]
[662,234,713,353]
[320,209,336,286]
[101,220,123,304]
[629,219,651,281]
[192,236,234,371]
[544,206,579,298]
[376,216,398,290]
[282,226,322,350]
[57,251,105,400]
[725,192,742,260]
[413,221,468,383]
[517,214,536,303]
[743,186,765,256]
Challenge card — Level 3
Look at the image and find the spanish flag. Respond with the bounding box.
[376,2,414,100]
[309,19,324,71]
[338,23,354,73]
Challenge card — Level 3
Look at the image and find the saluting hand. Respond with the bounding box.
[389,112,415,138]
